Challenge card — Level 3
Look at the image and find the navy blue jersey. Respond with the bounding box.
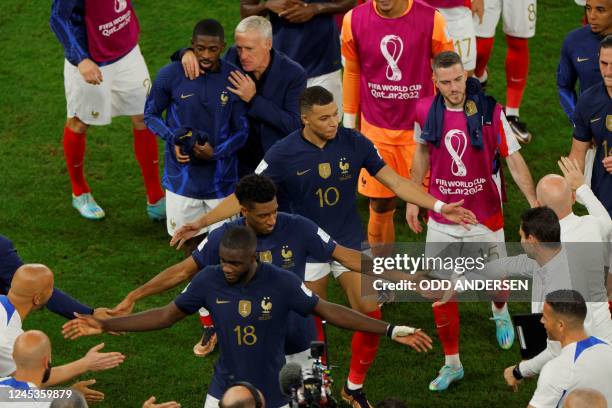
[174,263,319,408]
[255,128,386,249]
[269,0,341,78]
[0,235,93,319]
[50,0,90,66]
[145,60,249,199]
[557,25,602,122]
[573,82,612,214]
[192,213,337,280]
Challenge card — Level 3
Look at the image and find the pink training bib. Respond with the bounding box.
[351,1,436,131]
[85,0,139,63]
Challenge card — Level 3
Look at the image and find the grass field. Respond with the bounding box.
[0,1,585,407]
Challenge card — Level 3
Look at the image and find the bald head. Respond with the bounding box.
[564,388,608,408]
[536,175,573,218]
[10,264,54,309]
[12,330,51,371]
[220,384,263,408]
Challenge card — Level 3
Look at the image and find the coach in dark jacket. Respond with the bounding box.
[174,16,306,175]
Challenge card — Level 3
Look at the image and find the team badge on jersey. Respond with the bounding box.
[465,100,478,117]
[281,246,294,269]
[220,91,229,107]
[238,300,252,317]
[319,163,332,179]
[607,115,612,131]
[339,157,351,181]
[259,250,273,263]
[259,296,273,320]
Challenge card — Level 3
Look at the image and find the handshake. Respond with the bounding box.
[174,127,213,163]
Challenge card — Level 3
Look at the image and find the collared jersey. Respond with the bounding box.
[557,25,602,122]
[573,82,612,215]
[0,296,23,377]
[529,337,612,408]
[145,60,248,199]
[174,263,319,408]
[255,128,386,250]
[192,213,337,281]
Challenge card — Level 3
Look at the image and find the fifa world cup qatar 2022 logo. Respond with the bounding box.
[445,129,468,177]
[380,35,403,82]
[115,0,128,13]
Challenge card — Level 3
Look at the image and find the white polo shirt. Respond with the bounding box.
[529,337,612,408]
[0,376,50,407]
[0,296,23,377]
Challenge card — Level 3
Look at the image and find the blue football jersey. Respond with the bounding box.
[256,128,386,250]
[145,60,249,199]
[192,213,337,280]
[573,82,612,215]
[174,263,319,408]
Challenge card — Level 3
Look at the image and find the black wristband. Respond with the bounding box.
[512,364,523,380]
[386,324,395,338]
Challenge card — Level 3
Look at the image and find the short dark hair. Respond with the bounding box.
[600,34,612,52]
[300,86,334,113]
[235,174,277,209]
[520,207,561,244]
[432,51,463,71]
[545,290,587,324]
[193,19,225,41]
[220,226,257,253]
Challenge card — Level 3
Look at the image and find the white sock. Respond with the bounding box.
[347,380,363,391]
[477,70,488,83]
[445,354,461,368]
[505,107,520,117]
[492,302,508,315]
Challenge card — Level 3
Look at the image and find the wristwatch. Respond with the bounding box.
[512,364,524,380]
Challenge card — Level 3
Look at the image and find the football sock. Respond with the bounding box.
[314,315,327,364]
[505,35,529,112]
[133,128,164,204]
[348,309,382,386]
[63,125,90,197]
[445,354,461,368]
[368,207,395,248]
[475,37,495,79]
[199,308,214,327]
[433,301,460,358]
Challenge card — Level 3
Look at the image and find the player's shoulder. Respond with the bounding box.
[0,235,13,252]
[219,58,241,75]
[577,81,606,108]
[260,261,298,282]
[416,95,436,113]
[564,25,594,44]
[272,49,306,78]
[155,61,184,82]
[266,129,303,155]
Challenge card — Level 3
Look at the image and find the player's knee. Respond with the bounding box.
[66,117,88,134]
[369,198,396,213]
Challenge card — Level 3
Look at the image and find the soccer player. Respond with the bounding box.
[422,0,479,74]
[407,51,536,391]
[50,0,165,220]
[145,19,248,255]
[240,0,356,117]
[506,290,612,408]
[474,0,537,143]
[63,226,434,408]
[176,16,307,176]
[112,174,364,361]
[171,86,476,406]
[558,0,612,123]
[341,0,453,253]
[569,35,612,216]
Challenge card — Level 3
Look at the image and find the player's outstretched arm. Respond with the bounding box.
[112,257,200,315]
[72,379,105,404]
[505,152,537,207]
[313,298,433,353]
[143,396,181,408]
[43,343,125,387]
[406,142,430,233]
[170,194,241,248]
[568,138,591,173]
[63,303,187,340]
[375,166,477,227]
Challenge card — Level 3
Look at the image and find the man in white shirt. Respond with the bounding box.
[527,290,612,408]
[0,264,125,389]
